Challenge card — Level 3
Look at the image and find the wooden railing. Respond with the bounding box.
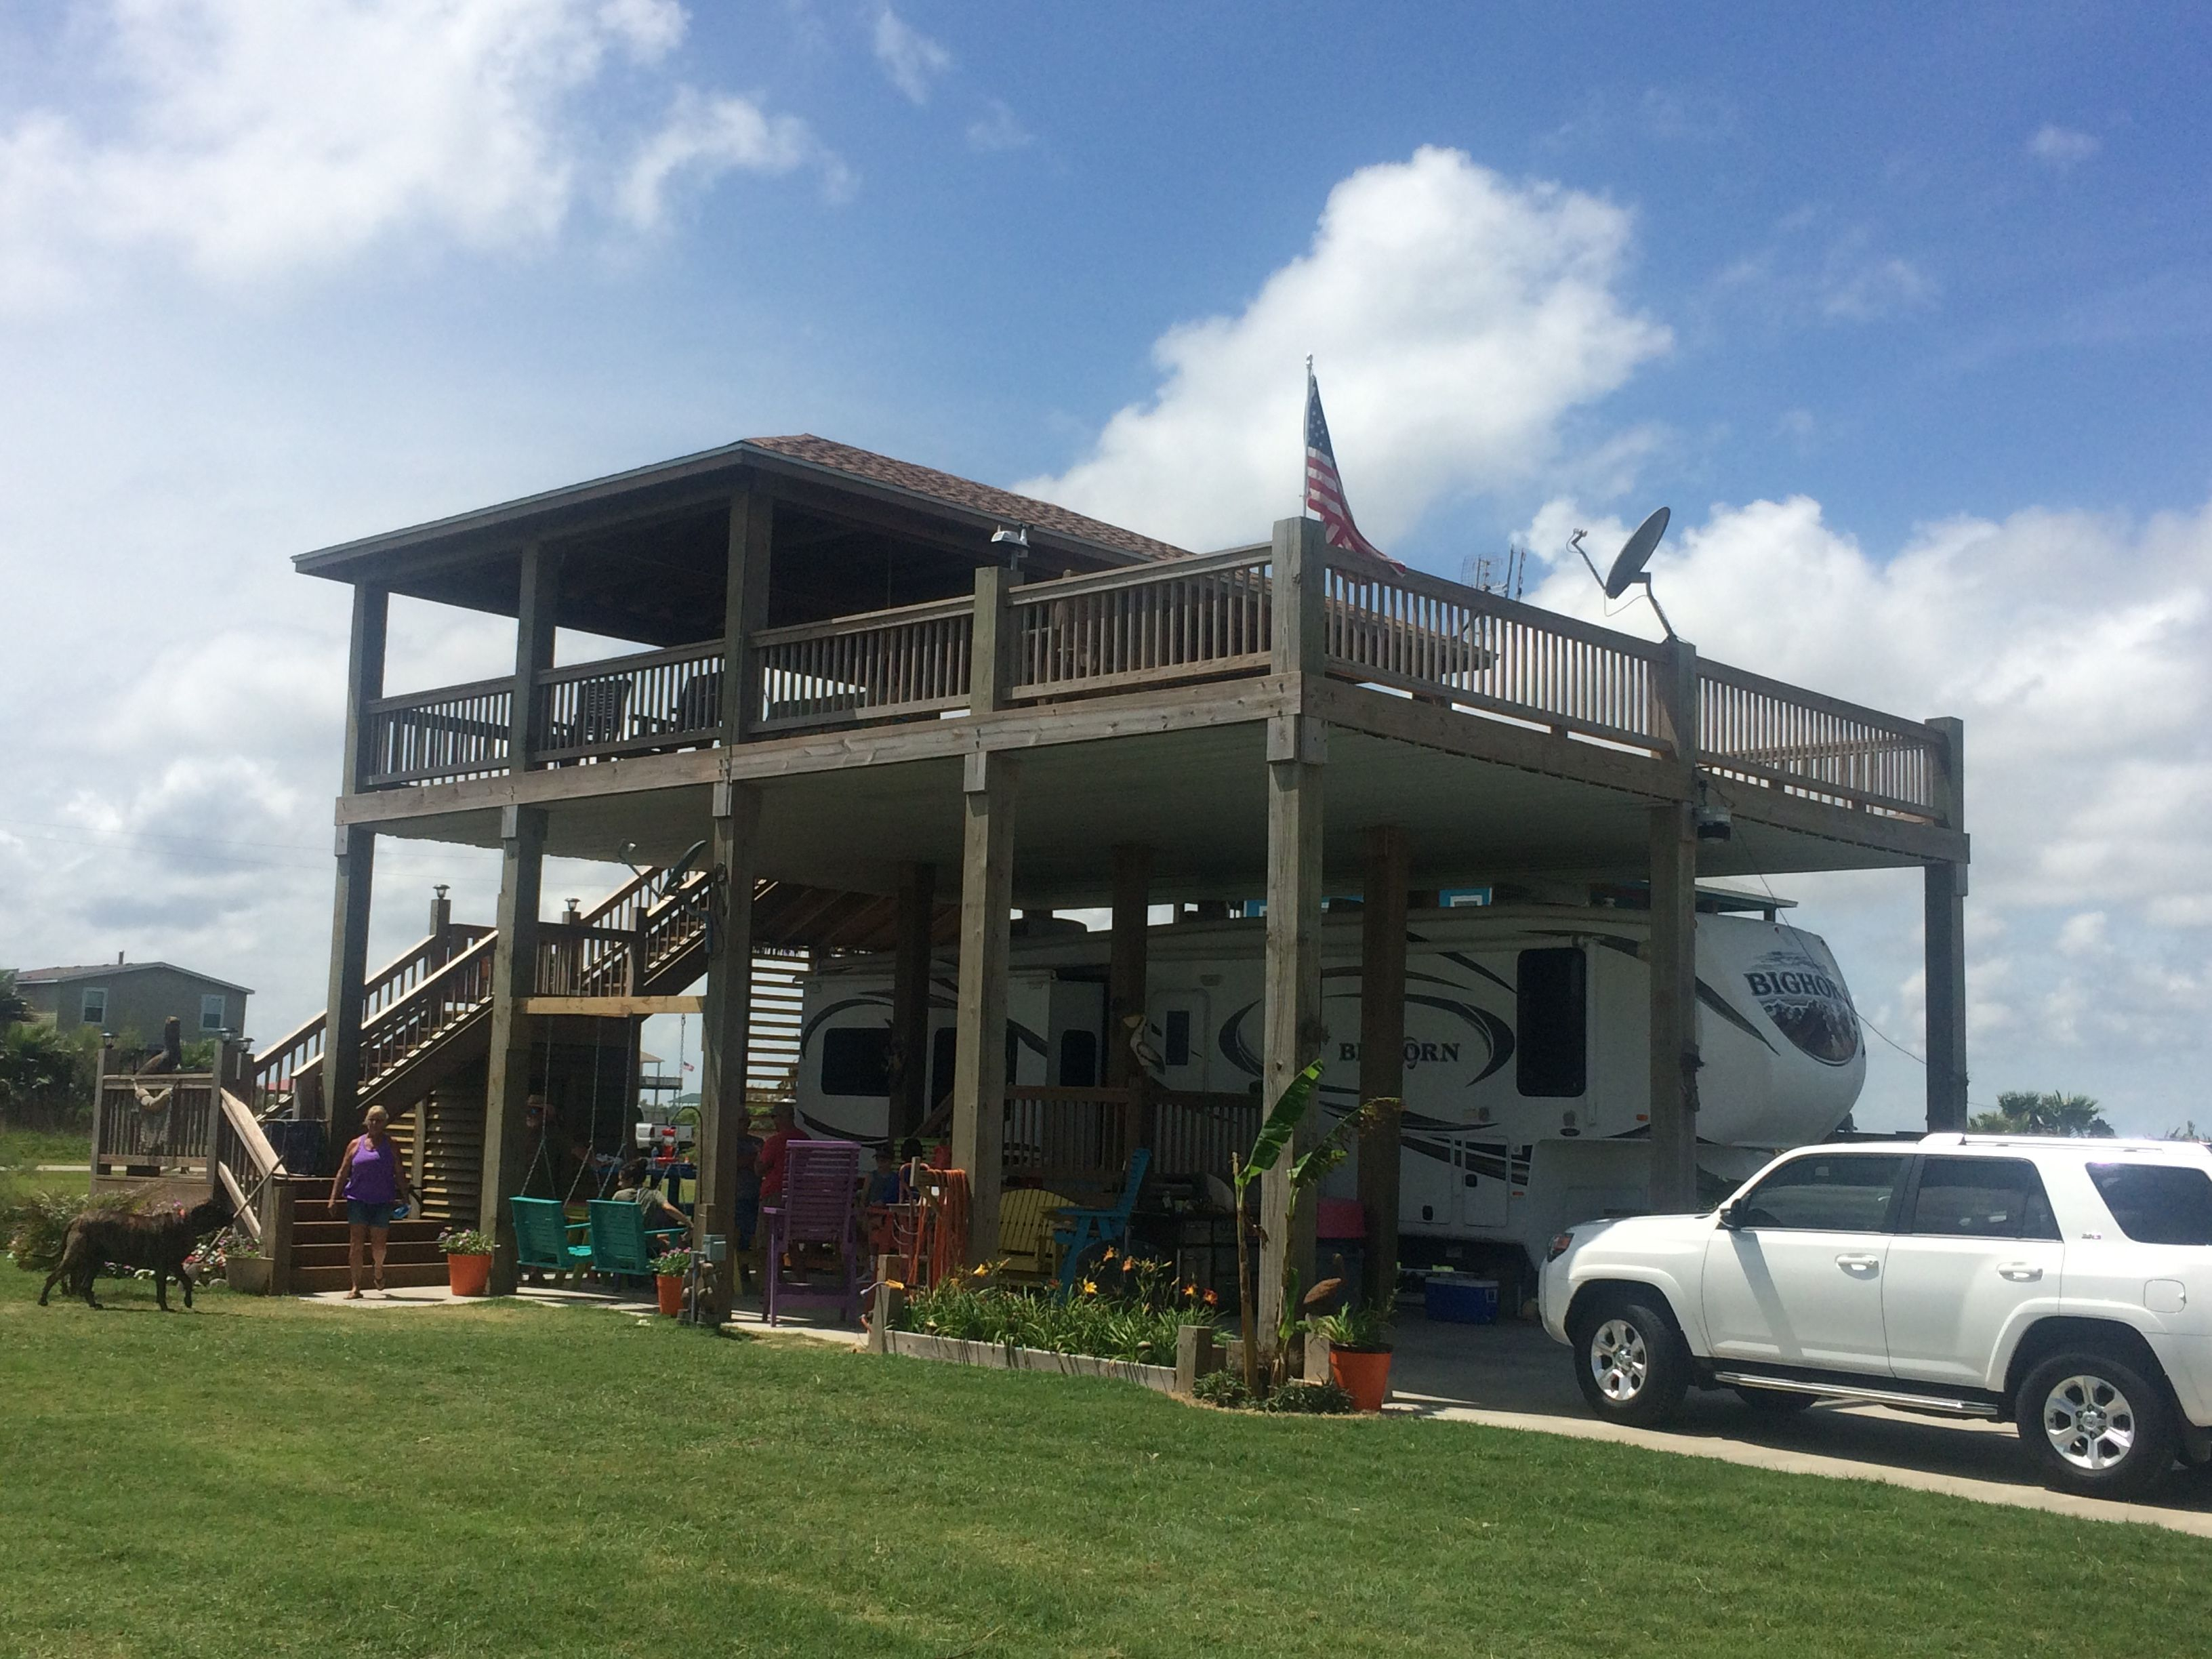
[1700,661,1941,817]
[251,924,491,1113]
[1008,545,1273,699]
[359,933,499,1090]
[751,596,973,733]
[362,676,512,787]
[1324,558,1660,749]
[351,535,1952,829]
[1003,1086,1135,1191]
[1149,1089,1260,1184]
[94,1073,218,1169]
[535,640,725,766]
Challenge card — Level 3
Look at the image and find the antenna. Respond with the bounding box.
[1574,507,1677,639]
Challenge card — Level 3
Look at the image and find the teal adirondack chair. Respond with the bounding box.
[512,1196,592,1286]
[587,1199,687,1284]
[1053,1148,1151,1294]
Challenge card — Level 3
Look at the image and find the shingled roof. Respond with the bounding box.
[747,434,1189,565]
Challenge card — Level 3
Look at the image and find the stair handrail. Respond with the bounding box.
[213,1087,285,1244]
[251,923,494,1109]
[359,930,501,1089]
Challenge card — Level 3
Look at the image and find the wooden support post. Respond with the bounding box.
[1357,824,1410,1311]
[1647,800,1700,1212]
[1174,1322,1220,1397]
[724,487,772,741]
[1107,844,1151,1089]
[888,861,935,1143]
[1925,716,1969,1132]
[1258,514,1330,1375]
[480,804,547,1294]
[510,546,561,772]
[951,750,1017,1263]
[971,564,1015,712]
[322,581,387,1149]
[697,781,760,1321]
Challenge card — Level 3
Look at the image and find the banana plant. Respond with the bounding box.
[1231,1059,1397,1395]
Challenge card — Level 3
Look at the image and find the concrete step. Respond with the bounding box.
[288,1263,453,1292]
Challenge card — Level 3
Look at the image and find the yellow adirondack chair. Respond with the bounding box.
[996,1187,1076,1280]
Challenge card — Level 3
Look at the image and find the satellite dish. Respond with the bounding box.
[1605,506,1671,599]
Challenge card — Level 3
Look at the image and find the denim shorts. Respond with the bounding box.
[346,1200,397,1228]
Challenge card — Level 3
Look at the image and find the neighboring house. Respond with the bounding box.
[17,958,253,1044]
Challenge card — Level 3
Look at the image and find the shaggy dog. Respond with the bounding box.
[38,1193,234,1311]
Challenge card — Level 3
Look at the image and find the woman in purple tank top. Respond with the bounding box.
[329,1104,417,1298]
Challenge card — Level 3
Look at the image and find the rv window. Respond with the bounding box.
[1164,1010,1192,1067]
[1515,948,1586,1098]
[923,1029,1025,1105]
[820,1027,892,1098]
[1058,1030,1098,1088]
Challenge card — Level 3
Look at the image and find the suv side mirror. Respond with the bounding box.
[1717,1199,1746,1231]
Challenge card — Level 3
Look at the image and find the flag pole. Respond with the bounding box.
[1301,355,1314,516]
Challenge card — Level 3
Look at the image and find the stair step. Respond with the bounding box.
[287,1263,454,1292]
[291,1242,446,1270]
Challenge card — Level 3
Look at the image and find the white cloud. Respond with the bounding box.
[0,0,838,308]
[2029,124,2102,169]
[966,99,1031,154]
[1818,251,1938,321]
[1518,492,2212,1130]
[620,87,851,226]
[872,7,952,104]
[1019,148,1671,550]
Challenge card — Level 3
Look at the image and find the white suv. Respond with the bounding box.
[1539,1134,2212,1499]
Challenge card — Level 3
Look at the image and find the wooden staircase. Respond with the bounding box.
[285,1193,450,1292]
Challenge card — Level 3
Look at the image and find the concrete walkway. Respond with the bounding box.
[1385,1311,2212,1538]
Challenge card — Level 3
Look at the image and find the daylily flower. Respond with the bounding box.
[1101,1246,1116,1262]
[1202,1288,1220,1307]
[1081,1279,1099,1296]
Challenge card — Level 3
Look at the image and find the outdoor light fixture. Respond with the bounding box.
[991,522,1029,572]
[1694,777,1733,842]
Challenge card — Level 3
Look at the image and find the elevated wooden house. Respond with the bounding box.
[255,433,1967,1330]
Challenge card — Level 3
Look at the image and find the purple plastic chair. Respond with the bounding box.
[761,1139,863,1326]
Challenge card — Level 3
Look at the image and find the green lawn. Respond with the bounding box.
[1,1267,2204,1658]
[0,1126,88,1208]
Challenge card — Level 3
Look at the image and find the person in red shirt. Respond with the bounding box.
[756,1103,807,1204]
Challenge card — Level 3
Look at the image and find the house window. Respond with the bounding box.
[79,987,106,1026]
[200,994,226,1033]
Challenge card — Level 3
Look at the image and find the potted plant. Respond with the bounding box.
[1309,1286,1395,1412]
[223,1233,270,1296]
[438,1227,495,1296]
[650,1248,691,1317]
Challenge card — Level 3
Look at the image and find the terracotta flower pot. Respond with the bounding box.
[656,1273,686,1316]
[1328,1345,1393,1412]
[447,1251,493,1297]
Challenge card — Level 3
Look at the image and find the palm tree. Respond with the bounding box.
[1969,1090,2113,1137]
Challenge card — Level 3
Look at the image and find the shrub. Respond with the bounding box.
[1260,1380,1355,1416]
[1,1189,138,1274]
[1193,1370,1250,1409]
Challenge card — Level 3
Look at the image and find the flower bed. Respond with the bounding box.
[890,1251,1219,1370]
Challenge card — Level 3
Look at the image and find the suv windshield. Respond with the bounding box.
[2086,1162,2212,1246]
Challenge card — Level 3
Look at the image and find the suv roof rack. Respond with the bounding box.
[1917,1131,2202,1155]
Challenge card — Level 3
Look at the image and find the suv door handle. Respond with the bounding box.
[1997,1263,2043,1282]
[1835,1253,1881,1272]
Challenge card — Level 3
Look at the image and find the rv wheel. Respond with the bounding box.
[1570,1295,1689,1427]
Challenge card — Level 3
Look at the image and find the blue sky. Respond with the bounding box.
[1,1,2207,1131]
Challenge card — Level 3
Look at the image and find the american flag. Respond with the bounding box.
[1304,367,1401,571]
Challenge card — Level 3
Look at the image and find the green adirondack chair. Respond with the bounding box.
[511,1196,593,1286]
[586,1199,687,1284]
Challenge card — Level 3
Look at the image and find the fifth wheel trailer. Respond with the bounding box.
[791,896,1865,1281]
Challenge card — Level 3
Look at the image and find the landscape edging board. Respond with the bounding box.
[885,1329,1179,1393]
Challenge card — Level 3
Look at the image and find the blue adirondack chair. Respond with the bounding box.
[511,1195,593,1286]
[1053,1148,1151,1294]
[586,1199,687,1284]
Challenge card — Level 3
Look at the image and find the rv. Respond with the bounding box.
[792,895,1864,1282]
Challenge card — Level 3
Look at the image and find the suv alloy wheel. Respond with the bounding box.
[1571,1296,1691,1427]
[2019,1351,2179,1501]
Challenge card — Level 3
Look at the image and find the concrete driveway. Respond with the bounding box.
[1384,1311,2212,1538]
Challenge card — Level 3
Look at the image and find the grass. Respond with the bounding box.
[0,1126,89,1208]
[1,1270,2207,1659]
